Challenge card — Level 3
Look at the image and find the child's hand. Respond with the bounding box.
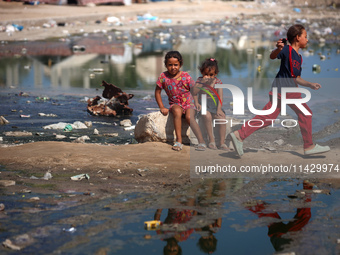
[309,82,321,90]
[201,77,215,87]
[216,109,225,118]
[276,39,285,50]
[160,107,169,116]
[195,103,201,112]
[195,78,203,88]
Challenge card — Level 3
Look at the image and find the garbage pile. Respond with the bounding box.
[87,80,134,117]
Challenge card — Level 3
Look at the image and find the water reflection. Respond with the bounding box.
[1,177,339,254]
[244,180,313,252]
[0,31,279,92]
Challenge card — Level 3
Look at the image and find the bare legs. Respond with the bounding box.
[171,105,205,145]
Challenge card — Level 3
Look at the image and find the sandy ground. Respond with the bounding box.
[1,0,340,200]
[1,0,340,41]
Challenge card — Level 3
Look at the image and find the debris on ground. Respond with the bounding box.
[70,174,90,181]
[43,121,88,130]
[87,80,134,117]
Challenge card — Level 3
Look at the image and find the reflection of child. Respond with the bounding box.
[229,24,330,156]
[196,218,221,254]
[154,208,196,255]
[155,51,206,151]
[246,181,313,252]
[193,58,231,151]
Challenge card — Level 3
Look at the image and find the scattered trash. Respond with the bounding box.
[42,171,53,180]
[29,197,40,201]
[55,135,67,139]
[106,16,120,23]
[20,115,31,118]
[293,8,301,13]
[4,131,33,137]
[35,96,50,101]
[87,81,134,117]
[0,180,15,187]
[43,121,88,130]
[312,64,321,73]
[38,113,57,117]
[70,174,90,181]
[63,227,76,233]
[2,239,21,251]
[74,135,90,143]
[104,133,119,137]
[93,128,99,135]
[144,220,161,230]
[0,116,9,125]
[84,121,92,127]
[144,234,152,239]
[137,13,158,21]
[0,203,5,211]
[30,171,52,180]
[63,124,73,132]
[142,95,152,101]
[120,119,132,127]
[320,55,326,61]
[124,125,135,131]
[334,109,338,113]
[12,24,24,31]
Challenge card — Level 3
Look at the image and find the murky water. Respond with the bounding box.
[1,25,340,145]
[1,178,339,254]
[1,25,340,254]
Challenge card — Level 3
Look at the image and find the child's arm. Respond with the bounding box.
[193,94,201,112]
[216,87,225,118]
[192,78,203,96]
[155,86,169,115]
[296,76,321,90]
[270,39,285,59]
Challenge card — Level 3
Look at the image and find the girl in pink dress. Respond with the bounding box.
[155,51,206,151]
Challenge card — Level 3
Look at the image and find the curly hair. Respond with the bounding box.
[198,58,219,75]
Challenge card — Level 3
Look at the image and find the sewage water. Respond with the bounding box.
[0,178,339,254]
[0,25,340,254]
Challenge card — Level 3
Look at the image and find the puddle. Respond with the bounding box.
[0,178,339,254]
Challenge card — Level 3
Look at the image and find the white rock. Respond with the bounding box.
[134,112,194,144]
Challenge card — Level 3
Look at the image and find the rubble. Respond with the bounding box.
[87,80,134,117]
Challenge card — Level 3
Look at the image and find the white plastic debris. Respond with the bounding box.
[120,119,132,127]
[70,174,90,181]
[124,125,135,131]
[38,113,57,117]
[43,121,88,130]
